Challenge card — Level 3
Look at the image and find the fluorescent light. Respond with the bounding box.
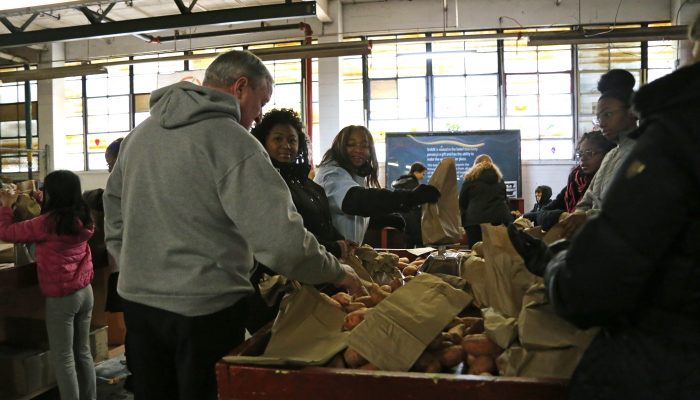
[0,64,107,83]
[528,25,687,46]
[0,0,80,11]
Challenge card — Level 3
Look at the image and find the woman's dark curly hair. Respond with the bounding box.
[319,125,380,188]
[578,131,616,155]
[251,108,309,167]
[41,170,93,235]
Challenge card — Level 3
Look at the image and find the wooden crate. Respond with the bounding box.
[216,325,568,400]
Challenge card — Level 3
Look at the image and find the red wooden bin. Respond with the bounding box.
[216,325,568,400]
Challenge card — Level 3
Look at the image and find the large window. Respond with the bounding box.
[504,28,574,160]
[0,75,38,174]
[342,24,675,161]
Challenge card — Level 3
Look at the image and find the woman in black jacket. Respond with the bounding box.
[509,14,700,399]
[459,154,513,246]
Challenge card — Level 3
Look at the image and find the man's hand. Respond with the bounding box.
[335,263,365,296]
[559,213,587,239]
[507,224,552,277]
[337,240,358,262]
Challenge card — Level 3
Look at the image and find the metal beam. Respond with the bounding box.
[0,2,317,49]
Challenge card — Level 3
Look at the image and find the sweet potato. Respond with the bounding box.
[411,352,442,373]
[369,283,390,305]
[437,345,465,368]
[427,332,454,351]
[398,257,410,264]
[343,302,366,313]
[331,292,353,306]
[397,261,409,271]
[461,317,485,334]
[446,323,466,343]
[461,334,502,356]
[358,363,380,371]
[326,352,346,369]
[343,347,367,368]
[343,307,370,331]
[354,295,376,308]
[388,277,404,291]
[319,293,343,310]
[466,354,496,375]
[379,284,393,293]
[402,265,419,276]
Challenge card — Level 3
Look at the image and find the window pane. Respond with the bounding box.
[466,96,498,116]
[133,73,158,94]
[65,117,84,135]
[398,99,427,119]
[466,75,497,96]
[506,117,540,139]
[0,121,18,137]
[434,76,465,97]
[342,57,363,79]
[434,97,466,118]
[107,75,130,95]
[368,56,397,79]
[465,52,498,74]
[432,54,465,75]
[370,99,398,119]
[86,76,108,97]
[537,48,571,72]
[539,139,574,160]
[506,74,538,95]
[397,54,426,77]
[506,95,538,115]
[340,100,364,128]
[539,73,571,94]
[539,116,573,138]
[341,79,363,101]
[540,94,572,115]
[504,50,538,73]
[371,80,397,99]
[398,78,425,98]
[369,118,428,134]
[521,139,540,160]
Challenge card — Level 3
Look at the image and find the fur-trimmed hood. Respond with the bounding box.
[634,63,700,120]
[463,161,503,183]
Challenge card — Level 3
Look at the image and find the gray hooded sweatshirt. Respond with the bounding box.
[103,82,344,317]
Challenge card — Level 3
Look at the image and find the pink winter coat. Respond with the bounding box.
[0,207,94,297]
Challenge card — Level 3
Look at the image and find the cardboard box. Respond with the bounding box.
[0,345,54,397]
[4,317,109,362]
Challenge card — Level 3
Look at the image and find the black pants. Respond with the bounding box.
[122,298,247,400]
[465,225,483,247]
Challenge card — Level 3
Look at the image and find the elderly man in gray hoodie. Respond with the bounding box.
[104,50,362,400]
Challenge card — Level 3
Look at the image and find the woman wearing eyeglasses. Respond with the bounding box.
[559,69,638,238]
[536,131,615,230]
[314,125,440,243]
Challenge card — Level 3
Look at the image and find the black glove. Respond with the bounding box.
[409,184,441,206]
[368,213,406,231]
[507,223,552,276]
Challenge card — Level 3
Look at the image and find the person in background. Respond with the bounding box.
[508,14,700,399]
[459,154,512,247]
[0,170,95,400]
[103,50,362,400]
[314,125,440,244]
[247,108,355,332]
[391,162,428,248]
[522,185,552,223]
[536,131,615,230]
[560,69,638,238]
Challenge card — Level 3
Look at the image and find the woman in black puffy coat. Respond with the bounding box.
[459,154,513,246]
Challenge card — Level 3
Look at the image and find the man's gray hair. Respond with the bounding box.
[690,11,700,41]
[203,50,273,89]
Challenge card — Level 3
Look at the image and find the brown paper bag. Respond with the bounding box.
[224,285,348,366]
[460,255,489,308]
[479,224,541,318]
[347,273,472,371]
[483,307,518,349]
[497,345,586,379]
[518,283,599,351]
[13,194,41,221]
[421,158,462,245]
[542,221,566,245]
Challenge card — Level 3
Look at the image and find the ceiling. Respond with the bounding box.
[0,0,326,66]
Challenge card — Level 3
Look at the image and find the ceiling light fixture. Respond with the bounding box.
[528,25,688,46]
[0,64,107,83]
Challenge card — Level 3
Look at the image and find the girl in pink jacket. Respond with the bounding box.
[0,170,96,400]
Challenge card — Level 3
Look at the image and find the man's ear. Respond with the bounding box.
[229,76,249,99]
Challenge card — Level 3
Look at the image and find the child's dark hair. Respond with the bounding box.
[41,170,93,235]
[578,131,616,155]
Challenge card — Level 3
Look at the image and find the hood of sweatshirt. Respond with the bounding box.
[149,81,241,129]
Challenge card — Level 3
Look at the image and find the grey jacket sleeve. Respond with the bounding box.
[218,151,345,285]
